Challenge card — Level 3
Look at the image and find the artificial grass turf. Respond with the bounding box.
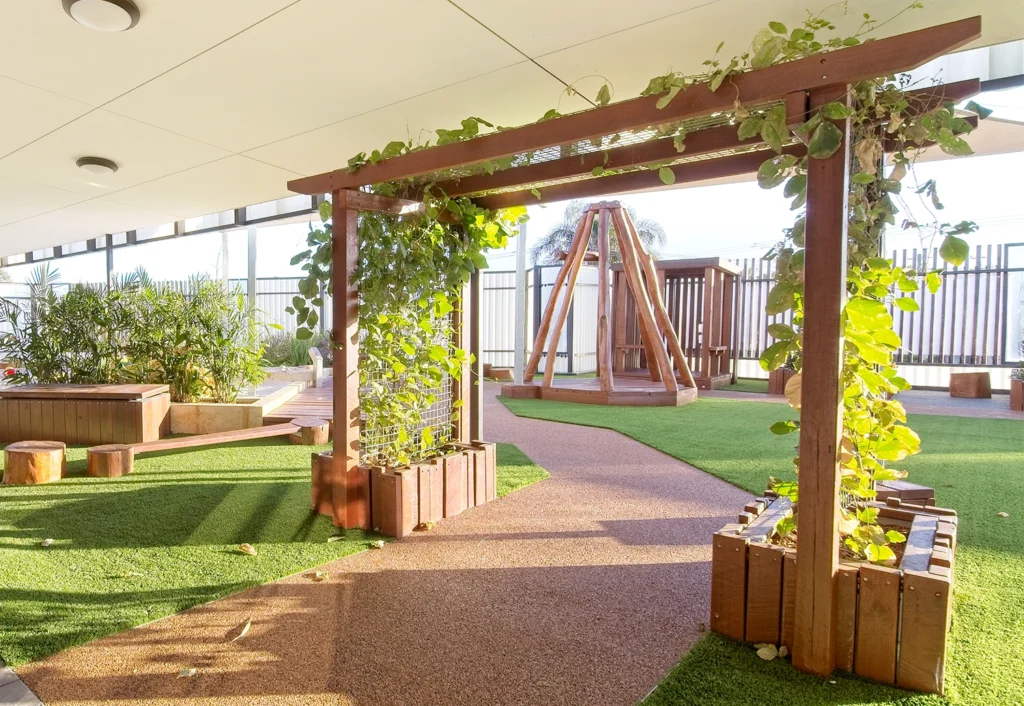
[500,395,1024,706]
[0,439,545,667]
[721,377,770,394]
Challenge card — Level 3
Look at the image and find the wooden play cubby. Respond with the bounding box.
[711,494,957,694]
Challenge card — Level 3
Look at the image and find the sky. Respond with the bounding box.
[3,87,1023,286]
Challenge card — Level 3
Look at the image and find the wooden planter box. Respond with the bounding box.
[1010,378,1023,411]
[767,368,795,396]
[0,384,170,445]
[949,372,991,398]
[711,494,957,694]
[312,441,497,537]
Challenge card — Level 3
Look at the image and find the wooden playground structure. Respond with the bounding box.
[503,201,699,406]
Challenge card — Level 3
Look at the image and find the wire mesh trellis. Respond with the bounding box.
[358,315,456,465]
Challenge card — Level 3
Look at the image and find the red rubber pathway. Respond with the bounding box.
[17,384,747,706]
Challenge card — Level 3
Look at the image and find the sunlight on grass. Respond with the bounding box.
[502,395,1023,706]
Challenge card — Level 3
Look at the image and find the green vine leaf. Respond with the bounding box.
[808,121,843,159]
[760,105,788,153]
[318,200,331,224]
[737,116,764,140]
[596,84,612,106]
[939,235,969,266]
[768,21,787,34]
[894,297,919,312]
[770,420,799,435]
[658,167,676,185]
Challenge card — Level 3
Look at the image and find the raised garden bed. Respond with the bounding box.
[169,381,305,434]
[710,493,957,694]
[0,384,170,445]
[767,368,795,396]
[310,441,496,537]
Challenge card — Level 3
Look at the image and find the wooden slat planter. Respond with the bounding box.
[948,372,991,398]
[1010,379,1023,411]
[0,385,170,445]
[767,368,796,396]
[710,495,958,694]
[311,441,497,537]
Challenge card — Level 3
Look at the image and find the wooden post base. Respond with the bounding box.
[3,441,67,484]
[290,417,330,445]
[86,444,134,478]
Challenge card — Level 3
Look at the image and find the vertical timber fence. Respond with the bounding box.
[478,242,1024,384]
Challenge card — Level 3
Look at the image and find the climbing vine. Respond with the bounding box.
[291,2,987,532]
[642,4,985,563]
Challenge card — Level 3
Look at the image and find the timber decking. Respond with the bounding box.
[503,377,698,406]
[264,377,332,424]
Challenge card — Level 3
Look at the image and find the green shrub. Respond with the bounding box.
[0,277,266,403]
[261,331,332,367]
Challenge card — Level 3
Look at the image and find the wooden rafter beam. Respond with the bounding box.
[474,145,803,210]
[287,16,980,195]
[441,80,977,198]
[333,189,425,215]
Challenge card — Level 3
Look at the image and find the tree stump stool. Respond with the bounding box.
[3,441,67,485]
[290,417,330,445]
[86,444,134,478]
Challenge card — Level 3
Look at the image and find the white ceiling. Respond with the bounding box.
[0,0,1021,258]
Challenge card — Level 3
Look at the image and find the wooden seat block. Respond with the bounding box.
[86,444,134,478]
[290,417,330,445]
[3,441,66,484]
[949,372,991,398]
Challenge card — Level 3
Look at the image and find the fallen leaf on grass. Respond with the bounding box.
[41,538,54,548]
[369,540,385,549]
[997,512,1009,518]
[178,668,197,678]
[778,645,789,658]
[311,570,329,582]
[754,643,779,661]
[944,483,954,488]
[326,535,346,543]
[228,618,252,643]
[237,543,258,556]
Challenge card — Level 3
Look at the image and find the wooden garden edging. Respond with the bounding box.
[311,441,497,537]
[710,494,958,694]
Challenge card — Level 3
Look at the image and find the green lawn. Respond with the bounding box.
[0,439,545,667]
[500,396,1023,706]
[721,377,770,394]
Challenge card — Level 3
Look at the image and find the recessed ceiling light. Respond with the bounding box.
[76,156,119,176]
[63,0,140,32]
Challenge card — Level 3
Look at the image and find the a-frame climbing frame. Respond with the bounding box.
[502,201,698,406]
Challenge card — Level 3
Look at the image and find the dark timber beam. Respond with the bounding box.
[791,85,852,678]
[473,145,803,210]
[287,16,979,195]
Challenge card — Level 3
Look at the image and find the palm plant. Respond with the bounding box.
[529,200,667,265]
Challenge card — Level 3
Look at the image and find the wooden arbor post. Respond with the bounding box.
[327,190,434,529]
[791,86,852,677]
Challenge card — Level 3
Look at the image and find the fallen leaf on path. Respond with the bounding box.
[369,540,385,549]
[178,668,197,678]
[312,570,329,582]
[237,543,258,556]
[997,512,1009,518]
[228,618,252,643]
[414,521,437,532]
[697,623,706,633]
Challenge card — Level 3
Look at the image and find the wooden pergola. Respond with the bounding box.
[287,16,981,678]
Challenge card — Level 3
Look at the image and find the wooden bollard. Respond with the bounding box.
[3,441,67,485]
[86,444,134,478]
[290,417,330,445]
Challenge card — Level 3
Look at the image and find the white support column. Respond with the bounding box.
[220,231,230,289]
[247,226,258,308]
[514,220,528,384]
